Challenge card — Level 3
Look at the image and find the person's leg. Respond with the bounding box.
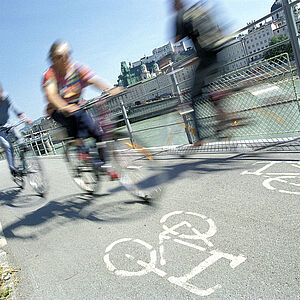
[73,110,107,162]
[191,52,219,145]
[0,131,16,173]
[51,110,76,138]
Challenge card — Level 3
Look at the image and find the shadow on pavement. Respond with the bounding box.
[108,151,289,195]
[157,150,300,184]
[0,187,23,205]
[2,192,155,241]
[0,187,46,209]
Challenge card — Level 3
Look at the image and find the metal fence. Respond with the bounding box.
[1,1,300,159]
[116,52,300,153]
[1,52,299,160]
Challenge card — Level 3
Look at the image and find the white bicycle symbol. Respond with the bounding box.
[104,211,247,297]
[242,161,300,195]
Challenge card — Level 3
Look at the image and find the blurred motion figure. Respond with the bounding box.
[42,40,122,177]
[42,41,122,156]
[0,83,32,177]
[172,0,228,145]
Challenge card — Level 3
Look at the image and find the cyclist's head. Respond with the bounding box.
[173,0,184,11]
[48,40,71,68]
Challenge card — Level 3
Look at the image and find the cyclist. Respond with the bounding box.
[0,83,33,177]
[42,40,122,177]
[172,0,227,146]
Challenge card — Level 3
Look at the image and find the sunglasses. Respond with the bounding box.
[51,54,66,61]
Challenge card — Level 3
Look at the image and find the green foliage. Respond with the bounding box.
[0,287,12,299]
[263,34,294,60]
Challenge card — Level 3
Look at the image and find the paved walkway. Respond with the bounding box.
[0,149,299,299]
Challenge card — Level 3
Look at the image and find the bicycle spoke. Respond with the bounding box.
[112,133,164,201]
[65,141,100,194]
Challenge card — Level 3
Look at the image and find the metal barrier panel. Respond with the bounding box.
[179,53,300,152]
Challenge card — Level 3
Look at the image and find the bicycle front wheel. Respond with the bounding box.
[111,132,164,201]
[25,151,47,197]
[65,140,100,194]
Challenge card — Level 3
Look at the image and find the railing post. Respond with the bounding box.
[282,0,300,77]
[119,97,134,144]
[34,138,41,156]
[169,63,193,144]
[40,133,48,155]
[48,133,57,155]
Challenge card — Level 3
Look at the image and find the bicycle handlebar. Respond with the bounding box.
[0,120,25,132]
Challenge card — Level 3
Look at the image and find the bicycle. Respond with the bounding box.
[57,100,164,200]
[0,122,47,197]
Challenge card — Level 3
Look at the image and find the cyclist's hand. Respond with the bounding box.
[108,86,124,96]
[60,104,79,116]
[26,119,33,125]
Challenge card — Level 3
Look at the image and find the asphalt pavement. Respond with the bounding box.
[0,150,299,300]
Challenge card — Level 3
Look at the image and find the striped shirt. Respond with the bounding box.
[42,62,95,115]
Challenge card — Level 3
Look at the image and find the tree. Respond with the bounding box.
[263,34,294,60]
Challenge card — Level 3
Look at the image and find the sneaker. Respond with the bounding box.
[11,169,21,177]
[106,169,119,180]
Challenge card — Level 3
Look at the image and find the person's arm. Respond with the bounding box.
[8,97,32,124]
[87,75,124,96]
[43,81,79,115]
[18,113,33,125]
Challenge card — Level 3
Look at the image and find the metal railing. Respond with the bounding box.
[1,1,300,159]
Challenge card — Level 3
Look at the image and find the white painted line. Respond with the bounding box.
[136,259,167,277]
[0,222,7,248]
[174,239,206,252]
[262,176,300,194]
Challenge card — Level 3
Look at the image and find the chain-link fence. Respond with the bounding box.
[173,53,300,153]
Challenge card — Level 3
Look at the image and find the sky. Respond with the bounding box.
[0,0,276,121]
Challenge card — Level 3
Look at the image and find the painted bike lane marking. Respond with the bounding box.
[241,161,300,195]
[104,211,247,297]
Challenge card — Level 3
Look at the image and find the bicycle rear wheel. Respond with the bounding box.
[12,172,25,189]
[111,132,164,201]
[24,150,47,197]
[13,150,25,189]
[65,140,100,194]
